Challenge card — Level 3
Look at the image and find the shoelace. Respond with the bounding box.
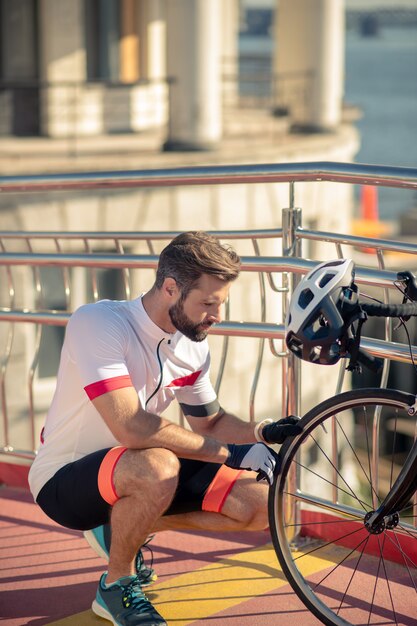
[136,534,155,578]
[122,578,154,612]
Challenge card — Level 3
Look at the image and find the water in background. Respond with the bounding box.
[346,26,417,221]
[240,26,417,222]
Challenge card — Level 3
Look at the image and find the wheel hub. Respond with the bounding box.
[364,510,399,534]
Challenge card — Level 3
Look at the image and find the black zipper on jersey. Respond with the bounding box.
[145,338,165,409]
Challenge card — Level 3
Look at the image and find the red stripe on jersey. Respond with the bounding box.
[166,370,202,388]
[84,374,133,400]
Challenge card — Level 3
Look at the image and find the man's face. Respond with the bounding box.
[169,274,231,342]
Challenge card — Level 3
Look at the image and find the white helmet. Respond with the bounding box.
[285,259,357,365]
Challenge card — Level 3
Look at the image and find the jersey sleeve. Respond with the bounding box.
[175,348,220,417]
[65,302,133,400]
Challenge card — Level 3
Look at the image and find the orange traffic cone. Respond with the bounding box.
[361,185,379,222]
[352,185,390,252]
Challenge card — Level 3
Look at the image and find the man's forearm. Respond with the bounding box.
[192,410,256,444]
[125,411,230,463]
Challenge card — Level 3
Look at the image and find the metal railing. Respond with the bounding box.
[1,161,417,469]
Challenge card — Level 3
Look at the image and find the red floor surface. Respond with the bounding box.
[1,484,322,626]
[2,484,415,626]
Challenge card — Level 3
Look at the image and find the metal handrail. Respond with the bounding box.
[0,310,415,367]
[0,249,403,289]
[0,228,282,240]
[1,161,417,475]
[1,161,417,193]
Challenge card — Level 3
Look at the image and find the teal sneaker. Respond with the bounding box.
[92,573,166,625]
[84,524,157,586]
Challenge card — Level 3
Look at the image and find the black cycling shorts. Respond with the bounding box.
[36,448,226,531]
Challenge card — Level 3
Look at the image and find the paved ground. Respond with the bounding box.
[2,482,417,626]
[1,484,323,626]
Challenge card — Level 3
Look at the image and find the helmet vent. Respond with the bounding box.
[298,288,314,309]
[319,272,335,288]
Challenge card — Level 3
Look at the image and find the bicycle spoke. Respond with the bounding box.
[292,461,372,511]
[284,517,362,529]
[293,526,368,562]
[389,531,417,591]
[312,534,370,592]
[377,535,399,626]
[397,522,417,544]
[336,408,381,509]
[334,536,370,617]
[270,389,417,626]
[362,405,374,511]
[309,433,371,513]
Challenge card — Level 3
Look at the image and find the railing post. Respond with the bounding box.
[282,182,302,419]
[281,182,303,546]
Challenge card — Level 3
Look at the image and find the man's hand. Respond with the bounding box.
[225,442,279,485]
[262,416,302,444]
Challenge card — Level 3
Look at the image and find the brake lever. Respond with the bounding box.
[397,271,417,303]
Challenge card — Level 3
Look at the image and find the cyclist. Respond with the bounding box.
[28,231,302,626]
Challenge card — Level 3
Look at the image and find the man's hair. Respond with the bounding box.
[155,231,241,297]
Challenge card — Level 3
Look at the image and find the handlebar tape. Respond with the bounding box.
[361,301,417,318]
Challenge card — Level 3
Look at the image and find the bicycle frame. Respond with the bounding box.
[366,432,417,530]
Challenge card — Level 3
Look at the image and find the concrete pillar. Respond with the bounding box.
[221,0,239,108]
[273,0,344,132]
[120,0,139,82]
[164,0,222,151]
[138,0,166,81]
[38,0,87,136]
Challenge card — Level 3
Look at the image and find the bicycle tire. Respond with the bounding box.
[268,388,417,626]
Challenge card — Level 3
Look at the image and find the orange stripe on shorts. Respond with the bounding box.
[98,446,128,506]
[202,464,244,513]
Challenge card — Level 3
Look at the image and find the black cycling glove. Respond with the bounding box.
[261,416,302,444]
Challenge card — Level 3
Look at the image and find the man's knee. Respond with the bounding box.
[221,474,269,530]
[114,447,180,500]
[142,448,181,483]
[244,507,269,531]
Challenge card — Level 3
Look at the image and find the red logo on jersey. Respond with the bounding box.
[166,370,202,388]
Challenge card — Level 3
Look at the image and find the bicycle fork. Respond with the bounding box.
[364,436,417,534]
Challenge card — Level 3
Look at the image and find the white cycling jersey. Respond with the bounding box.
[28,296,218,500]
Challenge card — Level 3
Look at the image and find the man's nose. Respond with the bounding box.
[209,306,222,324]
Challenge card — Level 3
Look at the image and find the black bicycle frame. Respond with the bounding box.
[366,436,417,528]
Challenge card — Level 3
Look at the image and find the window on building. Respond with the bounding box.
[0,0,39,135]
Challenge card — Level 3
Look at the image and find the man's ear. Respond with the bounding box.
[162,277,180,300]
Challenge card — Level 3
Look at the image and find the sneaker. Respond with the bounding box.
[84,524,157,586]
[92,573,166,626]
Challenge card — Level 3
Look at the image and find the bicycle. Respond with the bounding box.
[268,259,417,626]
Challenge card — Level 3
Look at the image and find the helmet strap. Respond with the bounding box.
[345,309,368,372]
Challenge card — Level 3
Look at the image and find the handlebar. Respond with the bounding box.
[361,301,417,317]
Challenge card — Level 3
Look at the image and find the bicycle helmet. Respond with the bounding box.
[285,259,358,365]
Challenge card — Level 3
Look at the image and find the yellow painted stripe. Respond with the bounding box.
[47,541,349,625]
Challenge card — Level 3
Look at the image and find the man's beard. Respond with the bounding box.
[169,299,211,342]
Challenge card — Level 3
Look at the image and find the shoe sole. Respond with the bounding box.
[92,598,166,626]
[92,599,119,625]
[83,530,109,561]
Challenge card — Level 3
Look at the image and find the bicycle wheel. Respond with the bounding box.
[269,388,417,626]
